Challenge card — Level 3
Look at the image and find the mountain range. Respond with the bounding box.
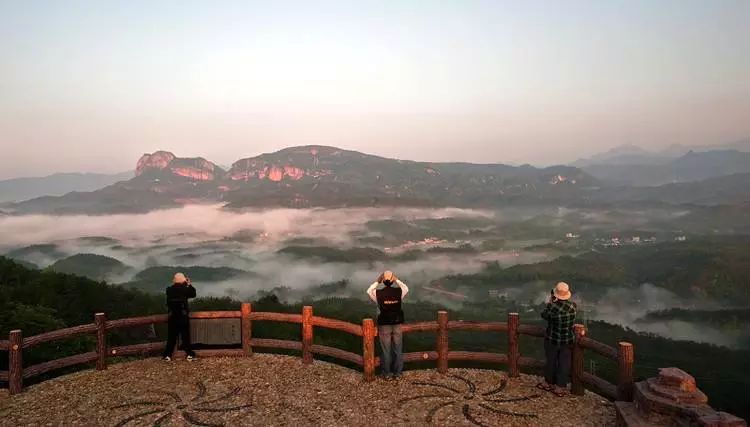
[0,171,133,203]
[572,138,750,167]
[2,146,593,214]
[581,150,750,186]
[3,144,750,215]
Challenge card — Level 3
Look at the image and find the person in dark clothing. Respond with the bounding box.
[162,272,197,361]
[538,281,577,396]
[366,270,409,380]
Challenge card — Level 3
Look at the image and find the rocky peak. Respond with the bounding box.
[135,151,222,181]
[136,151,176,176]
[227,146,332,182]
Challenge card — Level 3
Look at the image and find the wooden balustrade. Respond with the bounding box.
[95,313,107,371]
[190,311,241,319]
[447,320,507,332]
[518,324,545,337]
[9,330,22,394]
[302,306,313,364]
[312,316,363,336]
[579,336,618,359]
[508,312,520,377]
[571,324,586,396]
[241,302,252,356]
[22,323,98,348]
[1,305,633,402]
[436,311,449,373]
[361,318,376,381]
[106,314,167,330]
[617,342,634,401]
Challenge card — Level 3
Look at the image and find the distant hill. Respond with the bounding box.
[0,171,133,203]
[590,173,750,206]
[573,138,750,168]
[125,265,256,293]
[582,150,750,186]
[440,237,750,304]
[5,243,67,267]
[572,144,673,167]
[5,146,596,214]
[50,253,130,281]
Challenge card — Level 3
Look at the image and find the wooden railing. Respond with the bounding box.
[0,304,634,402]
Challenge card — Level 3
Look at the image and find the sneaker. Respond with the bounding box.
[186,355,195,362]
[163,356,172,362]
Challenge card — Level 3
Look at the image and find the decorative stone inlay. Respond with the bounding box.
[110,381,251,426]
[400,373,540,426]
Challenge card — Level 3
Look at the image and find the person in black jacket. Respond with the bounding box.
[162,272,197,361]
[366,270,409,380]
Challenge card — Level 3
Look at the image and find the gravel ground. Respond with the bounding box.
[0,355,615,426]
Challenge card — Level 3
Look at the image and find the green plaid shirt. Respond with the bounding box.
[541,300,577,345]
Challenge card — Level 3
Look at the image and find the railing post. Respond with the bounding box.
[95,313,107,370]
[241,302,252,356]
[362,318,376,381]
[302,306,313,364]
[571,324,586,396]
[507,312,519,378]
[617,342,634,401]
[436,311,449,374]
[9,330,22,395]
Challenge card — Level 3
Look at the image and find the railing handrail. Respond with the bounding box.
[12,313,558,351]
[0,305,632,403]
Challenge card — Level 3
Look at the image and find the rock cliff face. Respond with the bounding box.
[136,151,175,176]
[170,158,222,181]
[136,151,222,181]
[228,159,305,182]
[228,147,325,182]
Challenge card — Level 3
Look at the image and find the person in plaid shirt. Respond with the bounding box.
[538,282,577,396]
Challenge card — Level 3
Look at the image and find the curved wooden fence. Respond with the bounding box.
[0,304,634,402]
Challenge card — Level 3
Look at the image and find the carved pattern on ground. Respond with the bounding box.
[400,374,540,426]
[110,381,251,426]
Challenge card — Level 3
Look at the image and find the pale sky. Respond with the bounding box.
[1,0,749,179]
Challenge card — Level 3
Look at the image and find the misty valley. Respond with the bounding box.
[2,202,750,417]
[2,204,749,350]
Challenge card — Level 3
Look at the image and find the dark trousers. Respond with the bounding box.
[163,314,195,358]
[544,339,572,387]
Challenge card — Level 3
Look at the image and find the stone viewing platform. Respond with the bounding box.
[0,305,746,426]
[0,355,616,426]
[615,368,746,427]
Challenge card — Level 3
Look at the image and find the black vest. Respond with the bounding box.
[376,285,404,325]
[166,285,192,316]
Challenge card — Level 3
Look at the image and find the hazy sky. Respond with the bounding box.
[1,0,749,178]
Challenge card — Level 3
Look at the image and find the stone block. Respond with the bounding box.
[646,378,708,405]
[657,367,697,393]
[698,412,748,427]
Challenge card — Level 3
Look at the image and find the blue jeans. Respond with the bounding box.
[378,324,403,376]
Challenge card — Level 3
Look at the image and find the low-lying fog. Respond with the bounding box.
[0,205,544,294]
[1,205,745,349]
